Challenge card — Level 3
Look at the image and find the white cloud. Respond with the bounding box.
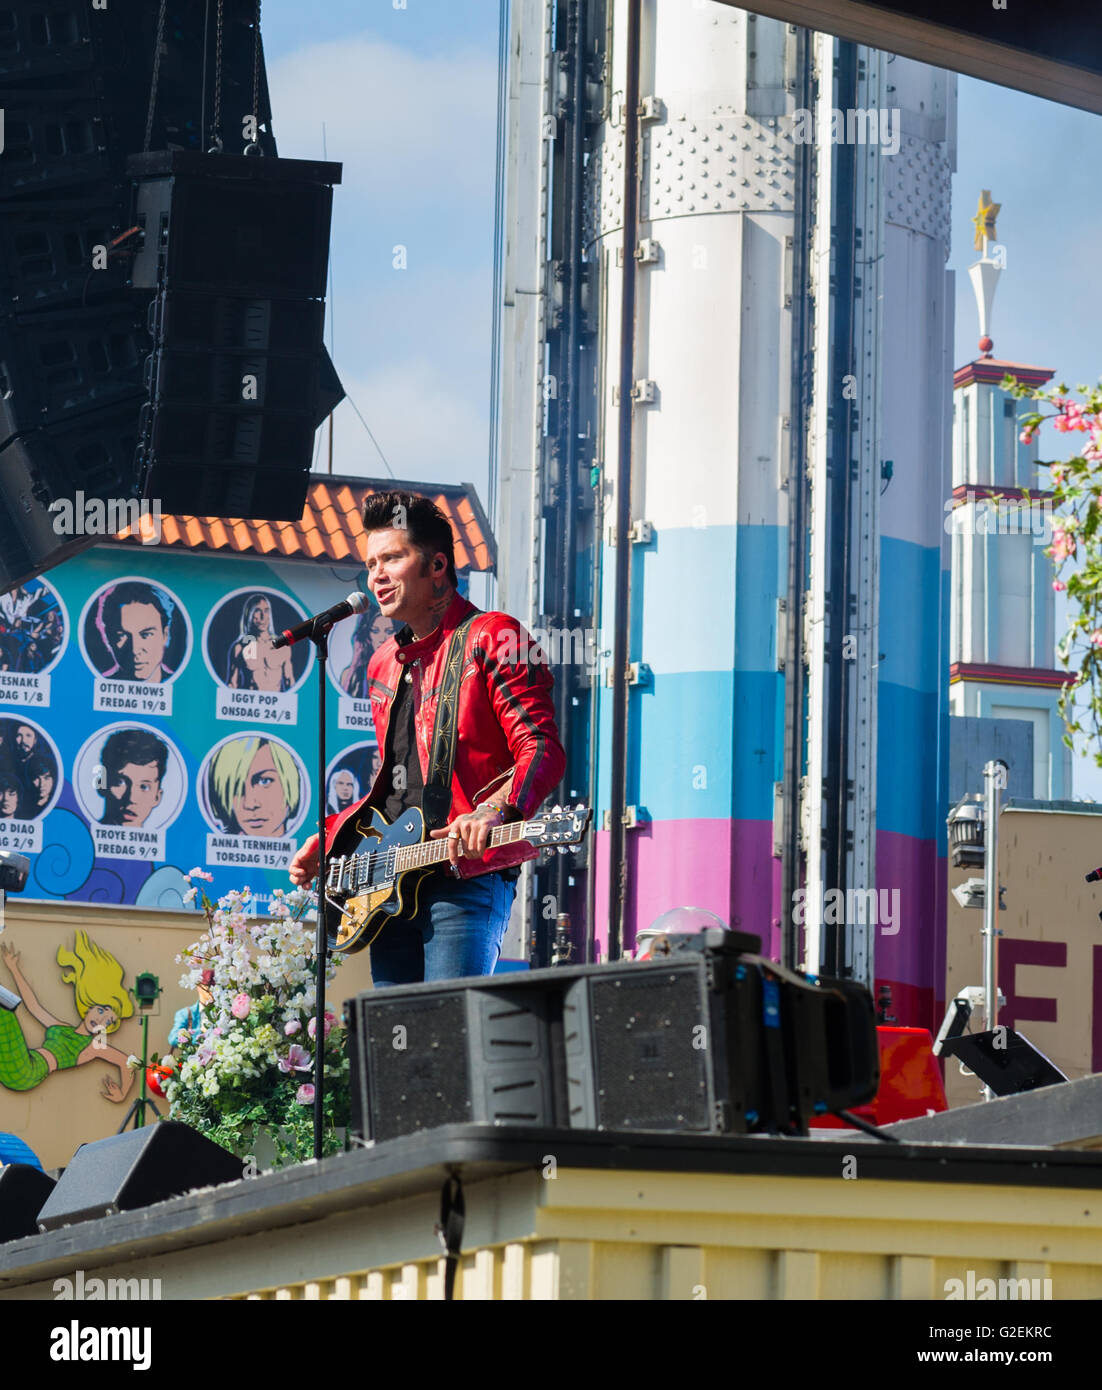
[266,33,498,210]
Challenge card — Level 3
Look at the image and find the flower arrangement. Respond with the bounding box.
[1007,375,1102,762]
[164,870,349,1167]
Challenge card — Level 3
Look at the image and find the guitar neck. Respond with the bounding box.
[392,818,531,874]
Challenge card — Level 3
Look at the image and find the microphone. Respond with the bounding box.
[272,592,368,648]
[1087,867,1102,883]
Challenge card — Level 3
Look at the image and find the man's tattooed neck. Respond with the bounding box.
[410,586,455,639]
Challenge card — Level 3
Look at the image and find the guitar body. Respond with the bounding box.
[323,800,593,956]
[326,805,433,954]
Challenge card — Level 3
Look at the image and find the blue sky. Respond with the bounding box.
[262,0,503,489]
[952,76,1102,798]
[259,4,1102,794]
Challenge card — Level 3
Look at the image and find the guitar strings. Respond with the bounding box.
[325,822,529,893]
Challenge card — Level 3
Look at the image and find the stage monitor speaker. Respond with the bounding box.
[940,1028,1068,1097]
[348,984,559,1145]
[36,1121,242,1232]
[559,940,772,1133]
[345,930,881,1144]
[0,1164,56,1243]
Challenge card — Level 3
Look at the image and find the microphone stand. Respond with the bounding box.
[308,620,332,1162]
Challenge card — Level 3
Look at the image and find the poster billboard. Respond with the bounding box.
[0,542,441,913]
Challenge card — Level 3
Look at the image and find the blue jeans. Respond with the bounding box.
[369,869,518,987]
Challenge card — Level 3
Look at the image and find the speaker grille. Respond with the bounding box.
[364,994,471,1142]
[589,969,711,1130]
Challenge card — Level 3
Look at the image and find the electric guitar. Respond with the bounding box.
[323,802,592,954]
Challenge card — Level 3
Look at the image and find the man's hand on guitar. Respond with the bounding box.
[289,834,320,886]
[430,804,506,866]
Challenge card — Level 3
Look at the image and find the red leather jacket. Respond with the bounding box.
[323,592,566,878]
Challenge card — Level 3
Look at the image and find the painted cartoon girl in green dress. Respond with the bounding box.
[0,932,136,1103]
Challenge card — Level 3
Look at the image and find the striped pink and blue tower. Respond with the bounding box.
[583,4,957,1030]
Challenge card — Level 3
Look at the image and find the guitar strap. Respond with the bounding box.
[420,609,481,834]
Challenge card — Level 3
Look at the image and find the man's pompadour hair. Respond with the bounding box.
[361,490,458,588]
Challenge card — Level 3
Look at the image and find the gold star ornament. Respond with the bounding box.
[972,190,1000,252]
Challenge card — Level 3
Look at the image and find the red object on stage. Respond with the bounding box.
[146,1062,175,1099]
[809,1026,947,1130]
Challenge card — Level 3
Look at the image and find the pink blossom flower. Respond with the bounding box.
[195,1047,214,1067]
[230,993,251,1020]
[1050,529,1076,563]
[1091,632,1102,649]
[1053,580,1067,592]
[1019,429,1034,445]
[284,1020,302,1037]
[295,1084,315,1105]
[187,867,215,882]
[278,1044,312,1073]
[307,1011,336,1041]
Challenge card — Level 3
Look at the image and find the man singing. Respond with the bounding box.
[289,491,565,985]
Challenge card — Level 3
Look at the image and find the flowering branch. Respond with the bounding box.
[1005,374,1102,762]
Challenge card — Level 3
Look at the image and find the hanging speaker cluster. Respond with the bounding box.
[128,150,343,520]
[0,1,338,591]
[344,930,880,1144]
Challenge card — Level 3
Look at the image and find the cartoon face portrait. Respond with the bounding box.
[325,741,382,815]
[0,576,67,675]
[0,717,62,820]
[73,724,188,832]
[199,734,309,839]
[327,602,394,699]
[201,587,312,694]
[80,579,190,683]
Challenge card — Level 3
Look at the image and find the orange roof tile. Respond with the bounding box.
[115,474,496,572]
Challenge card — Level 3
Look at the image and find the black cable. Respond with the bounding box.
[143,0,169,153]
[835,1108,900,1143]
[436,1173,465,1301]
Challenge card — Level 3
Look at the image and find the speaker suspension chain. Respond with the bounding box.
[143,0,169,154]
[210,0,226,153]
[250,0,264,154]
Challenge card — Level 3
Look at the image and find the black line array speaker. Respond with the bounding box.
[128,150,342,519]
[0,0,338,589]
[36,1120,242,1232]
[345,930,879,1144]
[0,1163,56,1243]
